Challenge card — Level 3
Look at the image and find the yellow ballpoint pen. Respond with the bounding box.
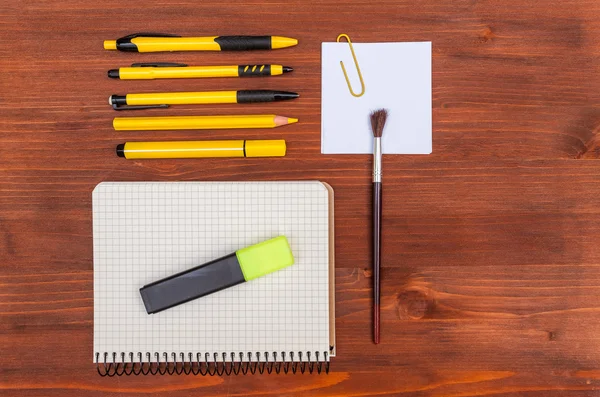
[113,115,298,131]
[107,63,293,80]
[103,33,297,52]
[109,90,299,110]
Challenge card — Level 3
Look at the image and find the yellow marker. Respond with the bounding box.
[107,63,292,80]
[113,115,298,131]
[109,90,299,110]
[103,33,297,52]
[116,140,286,159]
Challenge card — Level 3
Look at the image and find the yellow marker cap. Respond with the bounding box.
[103,40,117,50]
[245,140,286,157]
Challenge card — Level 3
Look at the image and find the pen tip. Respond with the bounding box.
[274,91,299,101]
[271,37,298,49]
[282,66,293,73]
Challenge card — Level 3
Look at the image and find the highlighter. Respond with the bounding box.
[139,236,294,314]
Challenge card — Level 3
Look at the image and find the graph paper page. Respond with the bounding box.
[93,181,330,362]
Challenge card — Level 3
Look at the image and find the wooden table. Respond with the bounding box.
[2,0,600,395]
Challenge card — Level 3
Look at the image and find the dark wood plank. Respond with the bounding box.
[1,0,600,396]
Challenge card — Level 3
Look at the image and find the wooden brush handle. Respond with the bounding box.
[373,181,382,344]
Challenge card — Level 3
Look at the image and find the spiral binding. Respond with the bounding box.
[96,351,330,376]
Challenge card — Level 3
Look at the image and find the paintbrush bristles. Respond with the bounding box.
[370,109,389,138]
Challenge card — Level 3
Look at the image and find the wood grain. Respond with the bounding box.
[1,0,600,395]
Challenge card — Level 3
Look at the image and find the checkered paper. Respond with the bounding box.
[93,181,330,363]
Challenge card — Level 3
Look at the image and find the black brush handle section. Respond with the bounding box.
[214,36,271,51]
[237,65,272,77]
[373,181,382,344]
[236,90,298,103]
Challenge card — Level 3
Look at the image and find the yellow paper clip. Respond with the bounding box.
[337,34,365,97]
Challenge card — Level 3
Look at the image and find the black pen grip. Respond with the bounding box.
[214,36,271,50]
[237,90,275,103]
[237,65,272,77]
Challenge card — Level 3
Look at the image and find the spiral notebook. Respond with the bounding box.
[93,181,335,376]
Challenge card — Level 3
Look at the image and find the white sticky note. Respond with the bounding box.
[321,41,432,154]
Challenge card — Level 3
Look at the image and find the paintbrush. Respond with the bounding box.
[370,108,388,344]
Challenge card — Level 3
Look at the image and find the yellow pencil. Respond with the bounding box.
[113,115,298,131]
[104,34,297,52]
[107,63,293,80]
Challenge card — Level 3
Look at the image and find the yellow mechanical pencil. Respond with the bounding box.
[103,33,297,52]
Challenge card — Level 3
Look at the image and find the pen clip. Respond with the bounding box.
[117,32,181,41]
[112,103,170,111]
[130,62,188,68]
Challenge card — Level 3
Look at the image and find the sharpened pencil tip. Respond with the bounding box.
[274,116,298,126]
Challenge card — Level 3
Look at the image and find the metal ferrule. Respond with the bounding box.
[373,137,382,182]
